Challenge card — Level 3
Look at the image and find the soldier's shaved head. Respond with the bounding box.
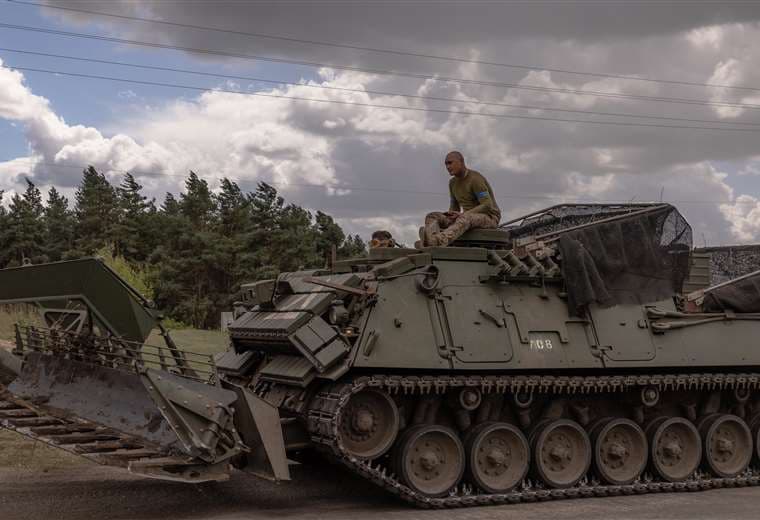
[445,151,466,177]
[446,151,464,162]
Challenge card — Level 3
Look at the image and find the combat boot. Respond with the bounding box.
[418,226,427,246]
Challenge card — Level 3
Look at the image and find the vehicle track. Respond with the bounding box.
[305,372,760,508]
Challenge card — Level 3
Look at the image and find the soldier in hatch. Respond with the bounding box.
[419,151,501,247]
[369,230,399,248]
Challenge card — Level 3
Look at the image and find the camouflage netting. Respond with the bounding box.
[502,203,658,241]
[694,245,760,285]
[555,205,692,315]
[701,270,760,313]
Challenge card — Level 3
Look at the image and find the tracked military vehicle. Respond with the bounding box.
[3,202,760,508]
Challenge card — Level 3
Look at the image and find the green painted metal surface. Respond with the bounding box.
[0,258,157,343]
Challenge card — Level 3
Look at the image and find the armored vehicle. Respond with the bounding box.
[2,202,760,508]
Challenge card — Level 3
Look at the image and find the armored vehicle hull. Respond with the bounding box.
[3,203,760,508]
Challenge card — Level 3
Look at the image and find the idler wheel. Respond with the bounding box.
[590,418,648,485]
[531,419,591,488]
[464,422,529,493]
[647,417,701,482]
[698,414,752,478]
[393,424,465,497]
[338,389,399,460]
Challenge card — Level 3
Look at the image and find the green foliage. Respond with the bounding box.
[159,316,191,330]
[44,187,75,261]
[112,173,156,261]
[0,166,366,329]
[94,246,154,298]
[2,179,47,266]
[72,166,118,256]
[0,304,44,341]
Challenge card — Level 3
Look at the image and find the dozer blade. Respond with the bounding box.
[1,352,239,483]
[8,351,178,446]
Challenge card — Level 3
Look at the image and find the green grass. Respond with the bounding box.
[0,306,44,343]
[145,327,228,356]
[0,306,228,356]
[143,327,229,375]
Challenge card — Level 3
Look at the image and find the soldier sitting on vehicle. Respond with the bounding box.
[417,151,501,248]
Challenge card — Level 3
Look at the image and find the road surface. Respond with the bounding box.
[1,462,760,520]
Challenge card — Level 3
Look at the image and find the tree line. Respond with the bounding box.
[0,167,366,328]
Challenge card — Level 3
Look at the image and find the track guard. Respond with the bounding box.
[140,369,243,463]
[225,381,291,481]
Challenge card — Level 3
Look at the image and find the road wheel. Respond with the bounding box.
[647,417,701,482]
[531,419,591,488]
[338,389,399,460]
[464,422,529,493]
[591,417,648,485]
[698,414,752,478]
[394,424,465,497]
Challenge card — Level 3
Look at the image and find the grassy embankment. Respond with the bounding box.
[0,307,228,470]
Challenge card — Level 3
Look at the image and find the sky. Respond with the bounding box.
[1,1,760,246]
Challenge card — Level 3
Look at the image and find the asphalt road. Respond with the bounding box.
[2,462,760,520]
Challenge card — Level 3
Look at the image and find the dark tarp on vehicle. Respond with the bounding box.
[701,270,760,313]
[556,205,693,315]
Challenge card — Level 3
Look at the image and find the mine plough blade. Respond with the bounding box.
[0,325,249,483]
[0,257,297,488]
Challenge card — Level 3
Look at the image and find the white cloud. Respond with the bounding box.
[739,158,760,176]
[4,7,760,246]
[720,195,760,242]
[687,25,726,50]
[0,65,51,121]
[708,58,745,118]
[0,156,38,194]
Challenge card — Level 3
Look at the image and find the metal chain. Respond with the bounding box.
[305,372,760,508]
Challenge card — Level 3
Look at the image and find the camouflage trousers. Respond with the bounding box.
[423,212,499,246]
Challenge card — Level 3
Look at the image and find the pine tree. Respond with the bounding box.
[215,178,248,236]
[248,182,283,234]
[213,178,250,308]
[271,204,320,272]
[73,166,118,255]
[340,234,367,258]
[161,192,181,215]
[180,171,216,229]
[113,173,154,261]
[44,187,74,261]
[151,172,223,328]
[314,211,345,264]
[238,182,285,280]
[3,179,46,266]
